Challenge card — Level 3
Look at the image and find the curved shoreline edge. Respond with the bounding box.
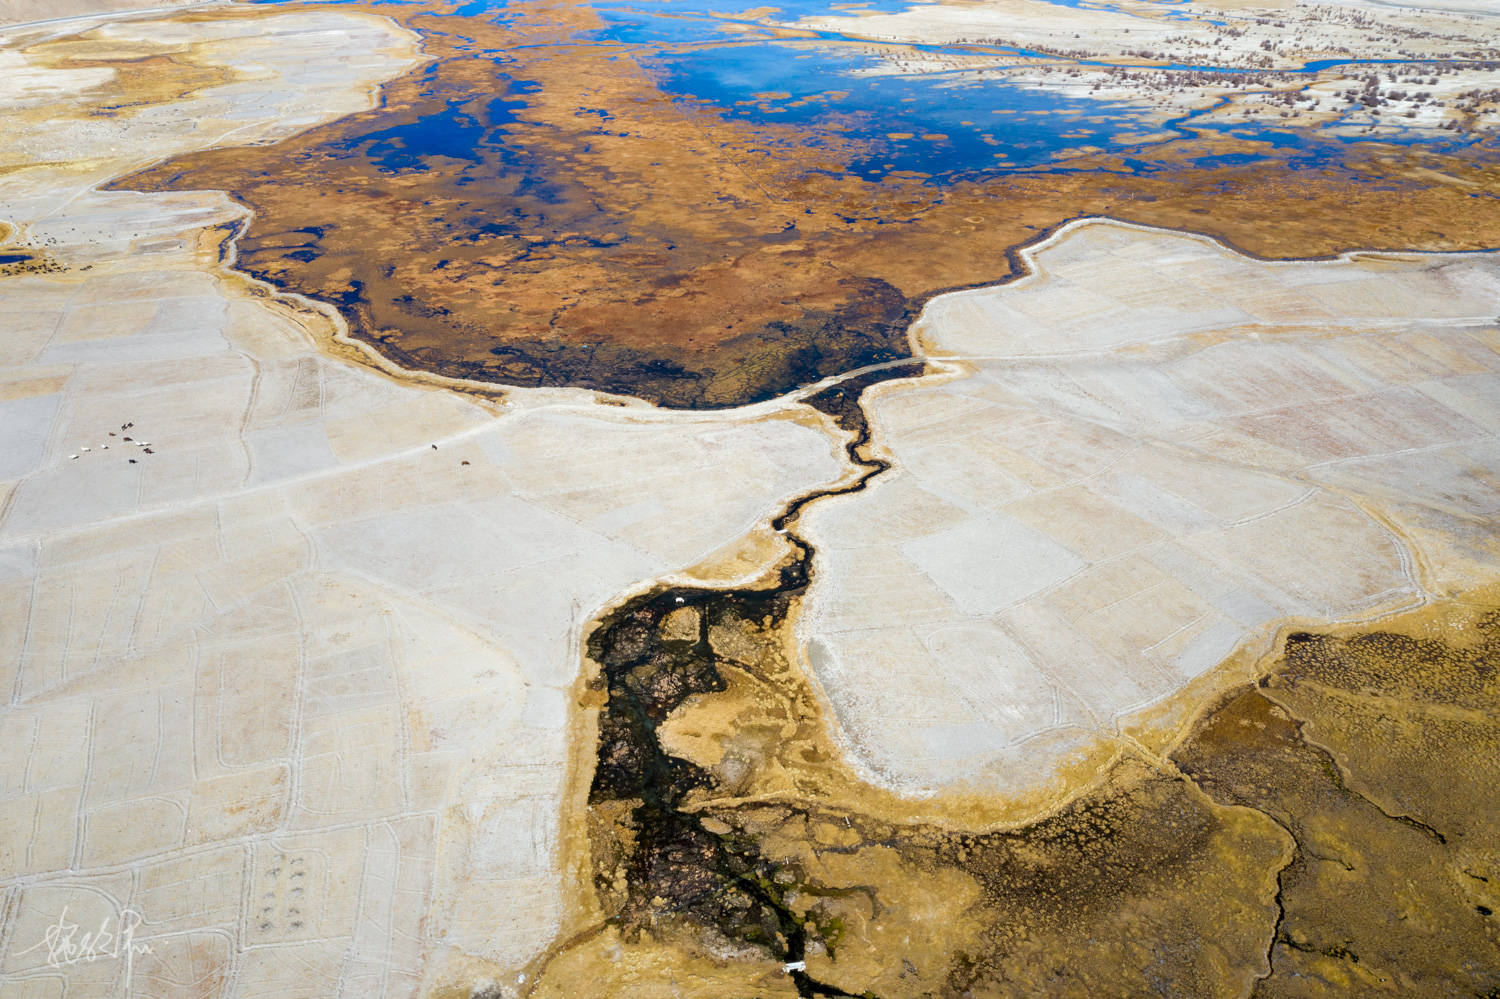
[4,4,1500,996]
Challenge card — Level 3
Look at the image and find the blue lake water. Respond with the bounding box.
[264,0,1488,183]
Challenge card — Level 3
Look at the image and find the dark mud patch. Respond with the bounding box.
[532,366,1500,997]
[361,275,915,407]
[802,360,926,440]
[548,541,1285,997]
[548,575,1500,996]
[583,574,865,998]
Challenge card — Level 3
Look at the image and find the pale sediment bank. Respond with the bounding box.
[0,8,843,997]
[523,215,1500,996]
[0,0,215,31]
[528,214,1500,998]
[793,216,1500,800]
[3,4,1500,998]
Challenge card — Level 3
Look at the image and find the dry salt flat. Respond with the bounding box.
[4,1,1500,997]
[796,218,1500,797]
[0,9,845,998]
[791,0,1500,140]
[0,0,204,28]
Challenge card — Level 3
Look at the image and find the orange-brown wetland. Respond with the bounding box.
[118,0,1500,406]
[67,2,1500,994]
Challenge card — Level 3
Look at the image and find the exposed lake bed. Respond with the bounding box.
[2,0,1500,995]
